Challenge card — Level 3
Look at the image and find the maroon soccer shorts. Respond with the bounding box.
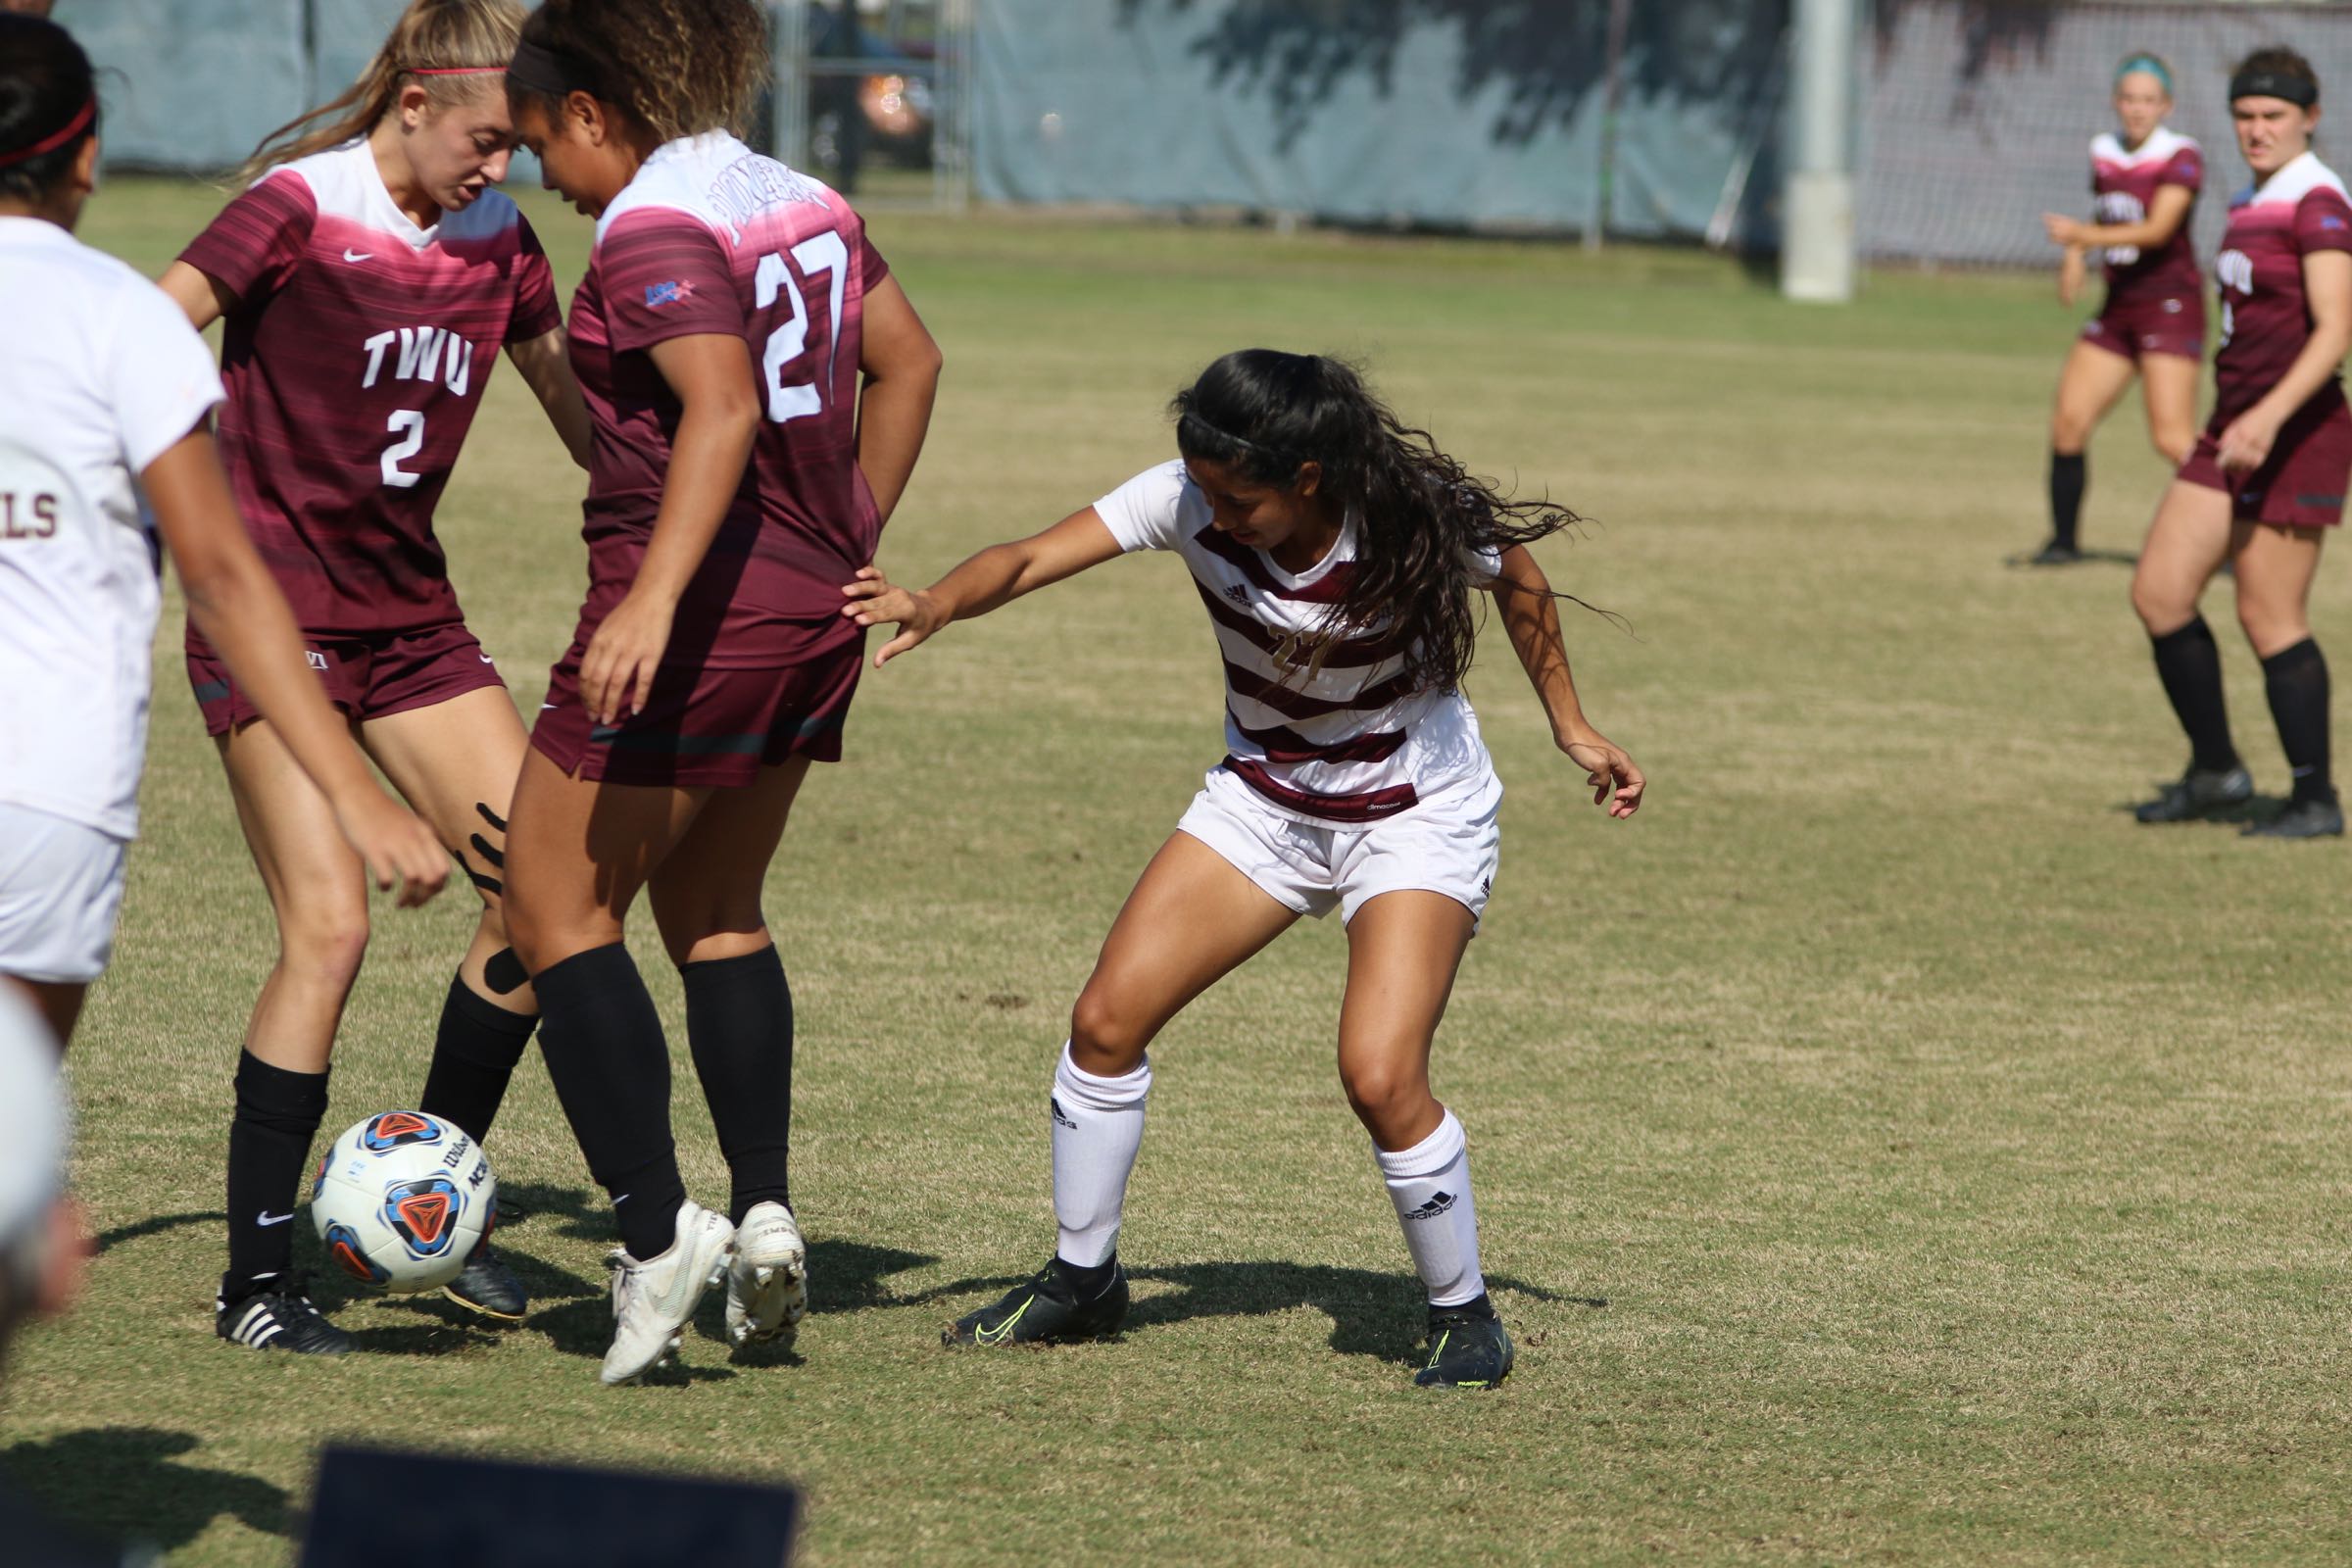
[2178,397,2352,529]
[529,631,865,788]
[2082,291,2205,363]
[188,621,507,738]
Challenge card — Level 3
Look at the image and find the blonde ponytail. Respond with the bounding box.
[236,0,523,183]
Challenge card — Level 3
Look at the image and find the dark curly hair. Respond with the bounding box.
[510,0,768,142]
[1172,350,1585,694]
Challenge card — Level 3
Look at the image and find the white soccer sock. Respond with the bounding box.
[1051,1043,1151,1269]
[1375,1108,1487,1308]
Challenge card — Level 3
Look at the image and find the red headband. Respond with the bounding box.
[406,65,507,76]
[0,98,94,169]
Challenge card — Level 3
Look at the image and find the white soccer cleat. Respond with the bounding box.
[725,1200,808,1349]
[600,1200,734,1386]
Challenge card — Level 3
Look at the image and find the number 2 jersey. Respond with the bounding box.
[2212,150,2352,421]
[2089,125,2202,302]
[1094,460,1501,825]
[566,131,889,667]
[175,139,562,638]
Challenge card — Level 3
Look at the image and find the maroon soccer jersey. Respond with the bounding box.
[2212,152,2352,420]
[564,132,889,666]
[2090,126,2203,304]
[177,140,562,637]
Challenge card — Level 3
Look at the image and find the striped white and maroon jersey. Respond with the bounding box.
[2213,150,2352,420]
[1095,460,1499,825]
[176,139,562,637]
[2089,125,2202,298]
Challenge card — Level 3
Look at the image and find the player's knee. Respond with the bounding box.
[1067,988,1150,1074]
[2051,406,2092,453]
[1339,1057,1431,1137]
[281,904,369,988]
[2130,572,2189,633]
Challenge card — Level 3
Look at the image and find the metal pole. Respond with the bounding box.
[1587,0,1631,252]
[1781,0,1857,302]
[935,0,974,210]
[770,0,810,171]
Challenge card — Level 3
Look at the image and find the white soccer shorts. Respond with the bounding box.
[1175,763,1502,930]
[0,803,128,984]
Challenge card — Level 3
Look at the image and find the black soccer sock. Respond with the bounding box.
[2150,615,2240,774]
[417,973,538,1144]
[2049,451,2087,550]
[533,944,684,1260]
[2262,637,2335,806]
[680,945,793,1226]
[221,1051,329,1307]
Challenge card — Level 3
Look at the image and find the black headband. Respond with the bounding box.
[2230,69,2319,109]
[506,37,600,97]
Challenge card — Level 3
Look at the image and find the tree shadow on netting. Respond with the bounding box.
[907,1259,1596,1367]
[1,1427,290,1551]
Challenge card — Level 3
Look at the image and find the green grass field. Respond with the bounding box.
[5,176,2350,1564]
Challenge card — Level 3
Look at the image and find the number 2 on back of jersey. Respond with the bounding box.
[755,230,849,425]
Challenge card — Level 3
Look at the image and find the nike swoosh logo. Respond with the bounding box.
[343,249,372,263]
[539,702,558,710]
[974,1294,1033,1346]
[256,1210,295,1227]
[479,654,496,663]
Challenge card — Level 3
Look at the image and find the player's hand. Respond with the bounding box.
[2043,213,2089,248]
[580,589,674,726]
[1560,730,1643,819]
[2217,409,2281,476]
[332,791,449,909]
[2058,248,2084,308]
[841,566,945,666]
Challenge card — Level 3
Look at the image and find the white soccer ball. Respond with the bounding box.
[311,1110,495,1295]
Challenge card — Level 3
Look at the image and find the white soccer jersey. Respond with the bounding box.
[0,217,225,840]
[1094,460,1500,824]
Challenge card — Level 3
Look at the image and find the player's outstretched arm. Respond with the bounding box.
[2042,183,2194,254]
[506,327,593,470]
[142,429,449,906]
[158,260,235,333]
[856,275,943,526]
[1491,544,1643,819]
[842,507,1124,667]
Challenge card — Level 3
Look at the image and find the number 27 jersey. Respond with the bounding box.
[566,132,890,665]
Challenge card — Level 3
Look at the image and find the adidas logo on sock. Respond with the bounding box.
[1403,1191,1456,1221]
[1050,1098,1078,1130]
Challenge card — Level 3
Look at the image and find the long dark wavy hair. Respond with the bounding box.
[1173,349,1584,695]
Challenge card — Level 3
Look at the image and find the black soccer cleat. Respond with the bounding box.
[944,1257,1129,1348]
[2023,540,2082,567]
[442,1242,528,1322]
[217,1285,352,1355]
[2243,797,2345,840]
[1412,1295,1513,1390]
[2134,764,2253,823]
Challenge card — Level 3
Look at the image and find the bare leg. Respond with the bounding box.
[2138,351,2202,466]
[4,976,82,1052]
[2052,340,2138,458]
[1335,891,1477,1152]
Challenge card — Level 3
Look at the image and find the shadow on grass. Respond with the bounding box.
[906,1261,1593,1368]
[93,1210,217,1254]
[2003,546,2139,568]
[2,1427,289,1551]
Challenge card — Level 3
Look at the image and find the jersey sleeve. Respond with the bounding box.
[176,170,318,309]
[109,278,226,474]
[2293,187,2352,255]
[597,210,746,354]
[1092,461,1190,553]
[506,214,564,343]
[858,230,891,291]
[2160,144,2204,194]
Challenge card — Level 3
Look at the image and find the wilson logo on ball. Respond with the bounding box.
[323,1220,391,1285]
[381,1177,463,1258]
[361,1111,444,1152]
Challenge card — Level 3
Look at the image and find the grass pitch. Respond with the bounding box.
[4,178,2349,1564]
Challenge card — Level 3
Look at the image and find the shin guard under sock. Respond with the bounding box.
[221,1051,329,1306]
[680,945,794,1226]
[2150,616,2241,774]
[2263,637,2335,806]
[1051,1044,1151,1269]
[533,944,683,1260]
[2050,452,2086,550]
[418,973,537,1143]
[1375,1109,1487,1309]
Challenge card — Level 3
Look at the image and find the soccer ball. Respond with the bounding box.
[311,1110,495,1295]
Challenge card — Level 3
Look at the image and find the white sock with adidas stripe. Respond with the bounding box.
[1375,1108,1486,1307]
[1051,1042,1151,1269]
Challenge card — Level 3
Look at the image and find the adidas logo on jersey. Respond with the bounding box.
[1403,1191,1456,1221]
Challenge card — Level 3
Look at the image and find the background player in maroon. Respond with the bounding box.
[156,0,593,1352]
[2128,48,2352,840]
[2032,54,2204,565]
[498,0,943,1384]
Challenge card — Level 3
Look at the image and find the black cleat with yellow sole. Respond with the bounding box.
[442,1242,528,1322]
[944,1256,1128,1348]
[1413,1295,1513,1389]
